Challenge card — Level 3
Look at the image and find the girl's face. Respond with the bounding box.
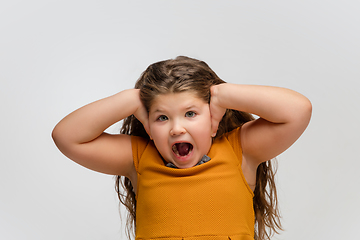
[148,91,212,169]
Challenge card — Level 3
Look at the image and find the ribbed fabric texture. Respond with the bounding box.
[131,127,255,240]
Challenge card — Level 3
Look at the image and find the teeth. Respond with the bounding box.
[172,143,193,157]
[172,145,179,156]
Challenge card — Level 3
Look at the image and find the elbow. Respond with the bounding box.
[51,124,62,147]
[296,97,312,126]
[303,97,312,120]
[52,123,68,149]
[51,124,75,158]
[286,95,312,125]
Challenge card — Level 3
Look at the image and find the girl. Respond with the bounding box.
[52,56,312,240]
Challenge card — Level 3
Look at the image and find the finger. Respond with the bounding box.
[211,119,219,137]
[143,121,151,137]
[140,115,151,137]
[134,106,151,135]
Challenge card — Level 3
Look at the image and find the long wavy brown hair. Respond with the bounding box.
[115,56,282,240]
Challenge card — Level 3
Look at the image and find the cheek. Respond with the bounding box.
[149,122,159,134]
[193,118,212,140]
[150,125,167,142]
[201,115,212,132]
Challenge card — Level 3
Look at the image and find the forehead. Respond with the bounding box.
[150,92,207,112]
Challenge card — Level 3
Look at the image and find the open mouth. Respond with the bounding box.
[172,142,193,157]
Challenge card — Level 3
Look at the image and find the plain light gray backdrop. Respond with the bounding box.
[1,1,359,239]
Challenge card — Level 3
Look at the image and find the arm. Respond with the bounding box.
[210,83,312,165]
[52,89,149,177]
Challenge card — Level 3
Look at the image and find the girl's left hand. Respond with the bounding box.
[209,85,226,137]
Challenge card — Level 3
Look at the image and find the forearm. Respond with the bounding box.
[52,89,142,144]
[211,83,312,124]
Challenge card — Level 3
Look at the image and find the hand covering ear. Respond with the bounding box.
[209,85,226,137]
[134,102,151,137]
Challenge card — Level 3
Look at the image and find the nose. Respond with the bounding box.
[170,120,186,136]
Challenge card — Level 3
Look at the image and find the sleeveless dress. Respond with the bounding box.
[131,127,255,240]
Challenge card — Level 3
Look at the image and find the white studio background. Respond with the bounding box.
[0,1,359,239]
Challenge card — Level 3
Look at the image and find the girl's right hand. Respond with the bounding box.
[134,100,150,137]
[52,89,144,177]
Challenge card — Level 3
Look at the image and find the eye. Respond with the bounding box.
[157,115,168,121]
[185,111,196,118]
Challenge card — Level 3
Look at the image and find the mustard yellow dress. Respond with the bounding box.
[131,127,255,240]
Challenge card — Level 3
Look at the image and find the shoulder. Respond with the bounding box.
[223,127,242,141]
[220,126,257,190]
[212,127,243,162]
[221,127,242,151]
[131,135,150,151]
[131,135,154,171]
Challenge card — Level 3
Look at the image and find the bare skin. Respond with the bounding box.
[52,89,146,184]
[210,84,312,189]
[52,84,312,192]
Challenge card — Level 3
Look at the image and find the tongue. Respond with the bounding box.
[177,143,191,156]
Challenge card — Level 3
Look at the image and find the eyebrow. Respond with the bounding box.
[151,105,199,114]
[152,109,163,113]
[185,105,198,110]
